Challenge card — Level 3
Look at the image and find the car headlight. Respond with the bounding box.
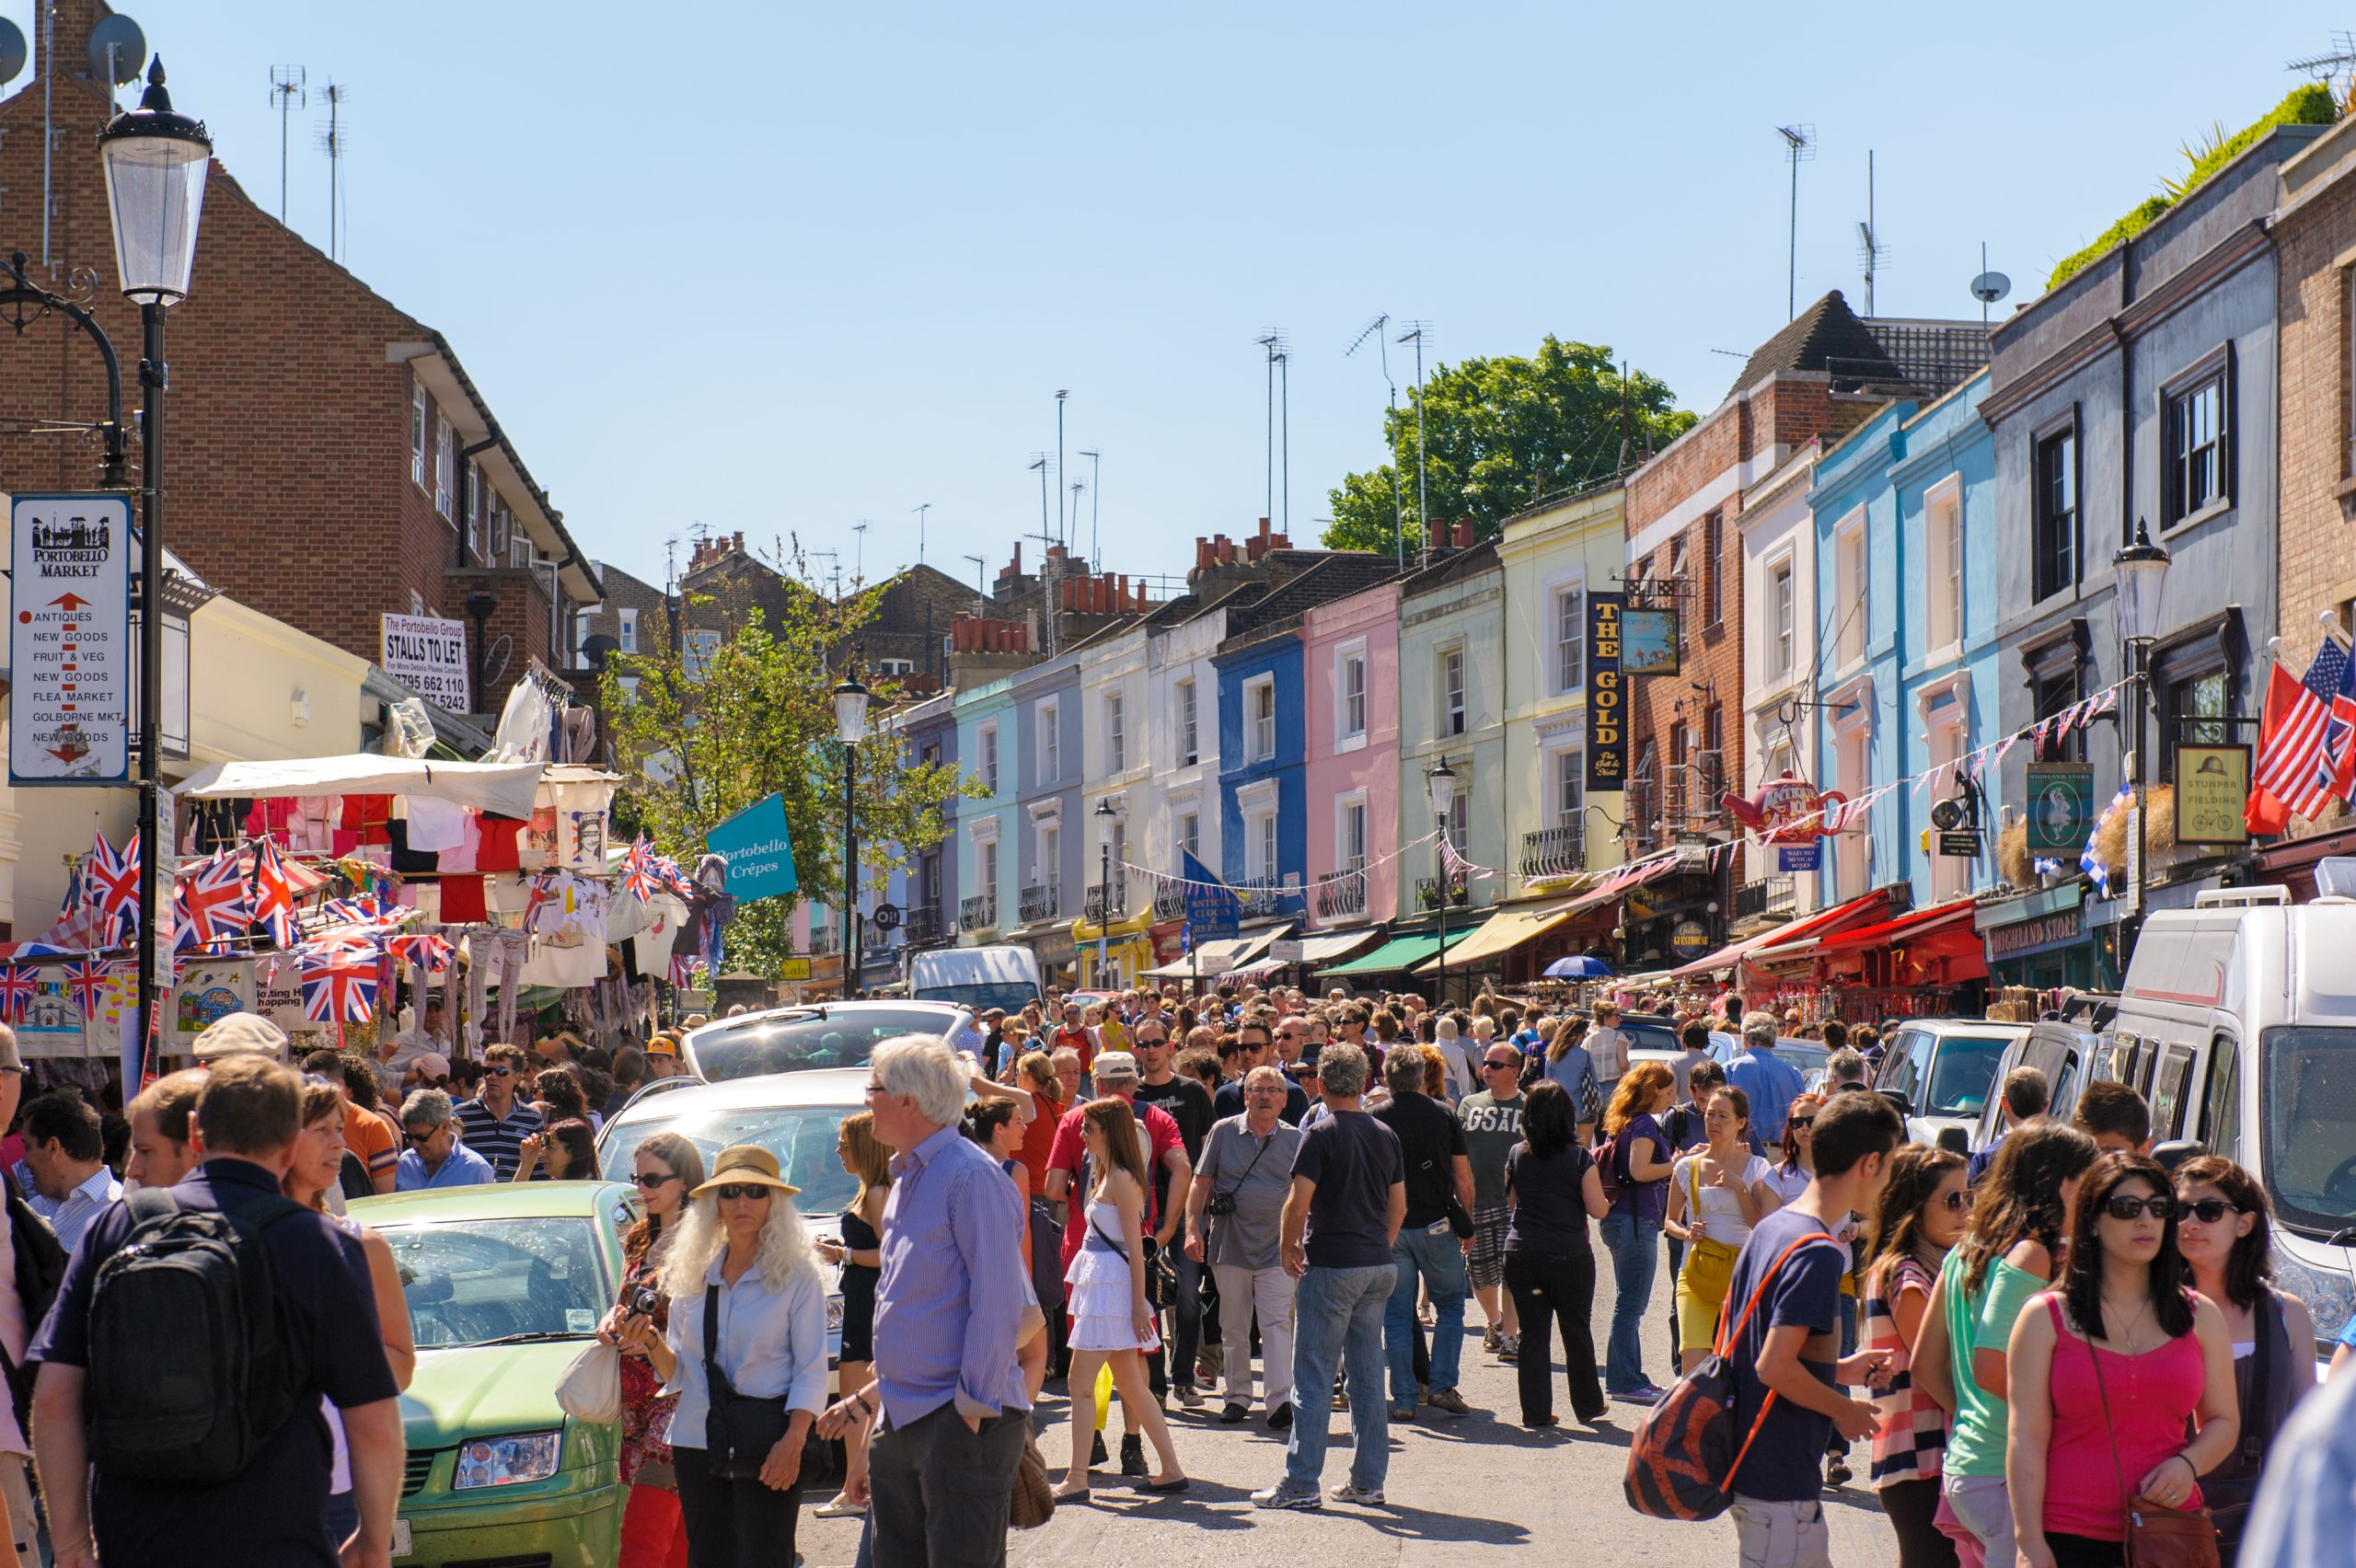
[451,1431,563,1489]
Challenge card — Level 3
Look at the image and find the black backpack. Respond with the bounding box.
[85,1187,308,1483]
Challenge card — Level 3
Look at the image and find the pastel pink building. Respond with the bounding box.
[1300,580,1402,932]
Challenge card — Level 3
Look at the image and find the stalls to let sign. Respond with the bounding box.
[1586,592,1626,791]
[378,614,472,713]
[9,493,132,786]
[2174,744,2249,846]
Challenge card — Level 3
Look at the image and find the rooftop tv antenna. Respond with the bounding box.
[1855,149,1889,318]
[317,80,350,263]
[1397,322,1433,563]
[1068,482,1086,562]
[1078,450,1101,564]
[1054,390,1069,549]
[1776,123,1816,320]
[88,14,144,112]
[270,65,307,225]
[2288,34,2356,108]
[1028,455,1057,655]
[912,503,930,565]
[962,553,987,617]
[1256,331,1290,536]
[1347,314,1407,568]
[851,520,870,582]
[1969,242,2012,328]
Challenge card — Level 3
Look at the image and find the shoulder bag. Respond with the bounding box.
[555,1340,622,1424]
[2077,1297,2221,1568]
[1090,1209,1175,1312]
[700,1288,793,1482]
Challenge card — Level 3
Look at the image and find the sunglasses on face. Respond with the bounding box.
[2177,1197,2245,1225]
[1787,1116,1814,1130]
[403,1127,437,1145]
[2104,1193,2177,1221]
[1484,1059,1519,1071]
[484,1066,514,1078]
[634,1170,677,1189]
[1938,1189,1972,1212]
[714,1184,772,1202]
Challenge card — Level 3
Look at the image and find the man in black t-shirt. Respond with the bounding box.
[1370,1048,1477,1419]
[1132,1021,1214,1405]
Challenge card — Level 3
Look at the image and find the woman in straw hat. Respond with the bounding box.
[629,1145,828,1568]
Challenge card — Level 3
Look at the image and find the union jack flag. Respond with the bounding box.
[391,932,455,974]
[620,836,661,904]
[177,852,252,950]
[250,836,298,948]
[300,942,380,1024]
[668,954,698,988]
[85,833,140,945]
[2257,640,2356,821]
[63,958,110,1018]
[0,968,33,1023]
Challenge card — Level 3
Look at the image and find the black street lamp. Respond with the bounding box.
[1426,757,1457,1008]
[2113,518,2172,961]
[834,674,872,997]
[1094,796,1118,986]
[98,59,209,1060]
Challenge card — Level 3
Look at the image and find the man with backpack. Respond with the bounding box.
[0,1026,63,1568]
[1713,1090,1902,1567]
[29,1054,404,1568]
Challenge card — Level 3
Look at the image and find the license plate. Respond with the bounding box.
[391,1518,412,1559]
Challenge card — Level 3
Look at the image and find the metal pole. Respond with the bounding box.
[1413,334,1429,566]
[844,741,860,998]
[2130,641,2150,965]
[134,303,166,1066]
[1265,349,1275,526]
[1099,836,1110,986]
[1435,816,1449,1010]
[1279,351,1289,538]
[1390,384,1404,571]
[1056,392,1068,550]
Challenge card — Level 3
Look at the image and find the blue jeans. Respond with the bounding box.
[1596,1211,1661,1393]
[1385,1225,1467,1405]
[1281,1262,1394,1495]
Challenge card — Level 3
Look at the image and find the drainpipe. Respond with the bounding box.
[457,435,501,567]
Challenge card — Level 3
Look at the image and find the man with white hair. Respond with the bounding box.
[864,1035,1033,1568]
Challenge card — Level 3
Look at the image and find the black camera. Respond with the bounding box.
[625,1284,662,1319]
[1207,1192,1237,1217]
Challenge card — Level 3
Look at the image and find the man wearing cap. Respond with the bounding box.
[378,995,451,1099]
[192,1010,290,1063]
[644,1034,686,1078]
[861,1035,1031,1568]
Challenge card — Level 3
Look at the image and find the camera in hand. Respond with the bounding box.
[625,1284,662,1319]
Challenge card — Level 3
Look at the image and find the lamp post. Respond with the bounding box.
[1426,757,1458,1008]
[1094,796,1118,987]
[834,674,871,997]
[2112,517,2172,962]
[98,59,209,1063]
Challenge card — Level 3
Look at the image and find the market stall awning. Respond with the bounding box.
[1559,856,1681,917]
[1410,902,1575,975]
[1139,930,1278,980]
[1298,928,1382,965]
[1808,897,1981,956]
[1669,887,1895,977]
[1320,922,1486,978]
[177,755,546,820]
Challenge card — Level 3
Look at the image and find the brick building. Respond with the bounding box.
[0,0,596,723]
[678,531,983,692]
[572,560,676,666]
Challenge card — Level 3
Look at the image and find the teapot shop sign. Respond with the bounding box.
[1723,771,1847,844]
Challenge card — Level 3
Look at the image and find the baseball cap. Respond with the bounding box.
[412,1052,451,1079]
[645,1033,680,1058]
[1091,1051,1139,1085]
[192,1011,289,1062]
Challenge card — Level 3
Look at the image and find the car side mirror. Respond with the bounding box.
[1877,1088,1913,1120]
[1937,1126,1969,1157]
[2152,1138,2201,1172]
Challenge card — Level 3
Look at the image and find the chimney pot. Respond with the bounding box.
[1195,538,1213,571]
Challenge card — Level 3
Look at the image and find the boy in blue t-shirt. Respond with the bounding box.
[1718,1091,1905,1568]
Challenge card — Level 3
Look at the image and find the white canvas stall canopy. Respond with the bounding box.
[175,755,547,820]
[1140,932,1277,980]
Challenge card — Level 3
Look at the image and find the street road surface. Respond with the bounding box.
[798,1256,1898,1567]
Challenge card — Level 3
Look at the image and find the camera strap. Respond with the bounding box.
[1215,1126,1275,1208]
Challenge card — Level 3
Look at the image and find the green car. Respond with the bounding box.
[352,1179,642,1568]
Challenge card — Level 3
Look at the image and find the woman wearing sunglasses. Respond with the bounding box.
[2004,1153,2238,1568]
[630,1145,828,1568]
[1860,1146,1969,1568]
[598,1132,706,1568]
[2173,1156,2315,1565]
[812,1112,892,1521]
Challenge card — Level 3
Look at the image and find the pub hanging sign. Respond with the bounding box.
[1586,591,1626,792]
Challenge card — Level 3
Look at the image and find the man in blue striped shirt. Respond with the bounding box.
[453,1044,543,1179]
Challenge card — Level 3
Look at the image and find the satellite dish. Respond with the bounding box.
[87,15,145,86]
[1969,271,2012,306]
[0,19,26,87]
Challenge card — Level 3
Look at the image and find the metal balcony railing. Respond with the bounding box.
[1152,880,1187,920]
[1233,877,1296,918]
[1624,778,1657,851]
[1519,825,1585,881]
[904,905,943,947]
[1417,870,1470,910]
[1019,883,1060,925]
[1316,861,1368,918]
[1733,876,1796,921]
[959,893,998,932]
[807,927,840,955]
[1083,871,1128,924]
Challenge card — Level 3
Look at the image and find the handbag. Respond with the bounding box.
[1092,1211,1177,1312]
[2078,1297,2221,1568]
[1009,1435,1057,1529]
[2201,1287,2281,1548]
[700,1290,793,1482]
[554,1340,622,1424]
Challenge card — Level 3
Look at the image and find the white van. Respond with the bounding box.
[2109,887,2356,1356]
[908,944,1043,1016]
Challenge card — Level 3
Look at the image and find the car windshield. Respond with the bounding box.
[1921,1033,2011,1120]
[1773,1043,1827,1075]
[601,1101,863,1216]
[377,1217,609,1351]
[1619,1020,1681,1055]
[690,1008,950,1081]
[915,982,1037,1015]
[2258,1027,2356,1233]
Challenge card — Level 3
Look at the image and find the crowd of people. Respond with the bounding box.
[0,974,2339,1568]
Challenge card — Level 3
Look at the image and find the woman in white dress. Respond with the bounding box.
[1056,1098,1187,1500]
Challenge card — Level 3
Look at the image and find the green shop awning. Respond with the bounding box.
[1317,922,1487,978]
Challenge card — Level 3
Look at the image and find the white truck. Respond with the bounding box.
[907,943,1044,1016]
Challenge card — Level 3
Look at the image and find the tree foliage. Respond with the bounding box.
[1322,336,1696,554]
[599,571,968,980]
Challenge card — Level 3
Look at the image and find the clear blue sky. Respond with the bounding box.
[2,0,2341,597]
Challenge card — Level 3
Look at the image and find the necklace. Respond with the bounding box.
[2102,1292,2156,1353]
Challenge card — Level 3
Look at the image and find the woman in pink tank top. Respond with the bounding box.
[2001,1153,2238,1568]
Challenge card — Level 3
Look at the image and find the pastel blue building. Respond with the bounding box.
[952,676,1018,947]
[1811,372,2002,917]
[1010,650,1085,977]
[867,692,958,988]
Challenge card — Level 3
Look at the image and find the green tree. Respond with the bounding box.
[600,574,968,981]
[1322,337,1697,553]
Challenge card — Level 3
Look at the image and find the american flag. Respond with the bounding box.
[2257,640,2356,820]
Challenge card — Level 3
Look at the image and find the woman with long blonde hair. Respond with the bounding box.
[813,1113,892,1520]
[602,1131,707,1568]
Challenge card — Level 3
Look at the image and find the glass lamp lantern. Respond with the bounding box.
[97,60,211,306]
[2112,518,2172,646]
[1426,756,1458,820]
[833,676,872,746]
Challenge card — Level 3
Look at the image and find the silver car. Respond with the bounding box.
[680,1000,975,1081]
